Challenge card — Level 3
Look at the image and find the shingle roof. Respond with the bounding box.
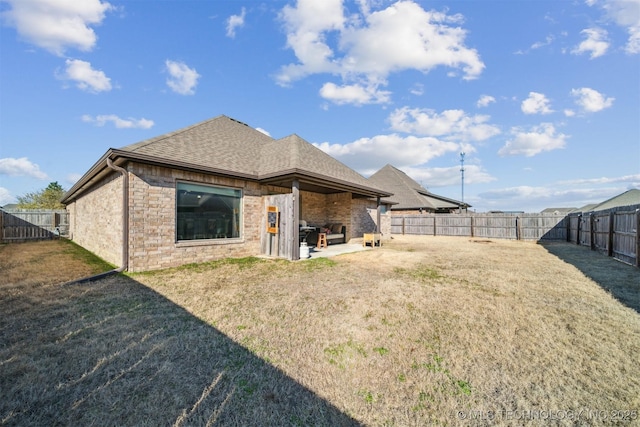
[63,115,389,202]
[121,115,272,176]
[368,164,466,210]
[587,189,640,211]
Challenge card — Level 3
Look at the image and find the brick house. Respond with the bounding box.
[62,115,391,272]
[368,164,469,214]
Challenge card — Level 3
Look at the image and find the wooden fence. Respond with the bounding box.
[391,205,639,266]
[567,205,639,266]
[390,213,569,241]
[0,209,69,243]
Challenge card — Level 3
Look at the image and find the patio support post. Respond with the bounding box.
[376,196,381,233]
[292,179,300,260]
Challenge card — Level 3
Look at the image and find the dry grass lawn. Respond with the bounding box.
[1,236,639,426]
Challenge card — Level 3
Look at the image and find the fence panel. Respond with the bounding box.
[390,206,638,266]
[1,210,69,242]
[612,210,637,265]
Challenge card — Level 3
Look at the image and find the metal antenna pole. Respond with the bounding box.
[460,152,465,212]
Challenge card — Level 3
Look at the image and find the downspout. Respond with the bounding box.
[106,158,129,272]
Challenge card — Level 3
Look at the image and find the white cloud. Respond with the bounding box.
[531,35,554,50]
[477,95,496,108]
[66,173,83,185]
[410,83,424,96]
[570,87,614,112]
[256,127,271,136]
[82,114,154,129]
[499,123,568,157]
[0,187,14,206]
[315,133,459,172]
[1,0,113,56]
[277,0,484,104]
[400,164,496,187]
[0,157,48,179]
[558,174,640,186]
[389,107,501,142]
[588,0,640,54]
[226,7,246,38]
[572,27,609,58]
[165,60,200,95]
[60,59,112,93]
[521,92,553,115]
[319,81,391,105]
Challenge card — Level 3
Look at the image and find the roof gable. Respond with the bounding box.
[368,164,466,210]
[121,115,273,176]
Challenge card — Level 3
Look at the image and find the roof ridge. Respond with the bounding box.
[122,115,233,152]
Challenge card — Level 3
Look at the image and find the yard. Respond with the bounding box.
[1,236,639,426]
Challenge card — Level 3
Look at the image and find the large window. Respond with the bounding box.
[176,182,242,241]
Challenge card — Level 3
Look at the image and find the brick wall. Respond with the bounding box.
[126,163,264,272]
[66,172,123,267]
[68,161,389,271]
[300,191,353,240]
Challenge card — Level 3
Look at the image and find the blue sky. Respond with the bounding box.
[1,0,638,212]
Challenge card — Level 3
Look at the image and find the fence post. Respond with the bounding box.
[636,209,640,267]
[576,215,582,245]
[402,216,405,235]
[515,216,520,241]
[607,211,614,257]
[590,214,596,251]
[0,211,3,243]
[470,215,474,238]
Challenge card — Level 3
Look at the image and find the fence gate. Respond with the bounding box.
[260,194,295,259]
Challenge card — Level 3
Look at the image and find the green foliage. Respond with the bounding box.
[17,181,66,209]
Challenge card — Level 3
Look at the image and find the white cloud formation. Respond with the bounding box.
[277,0,484,105]
[477,95,496,108]
[588,0,640,54]
[226,7,246,38]
[521,92,553,115]
[0,187,14,206]
[499,123,568,157]
[165,60,200,95]
[400,164,496,187]
[572,27,609,58]
[389,107,501,142]
[319,82,391,105]
[478,185,621,210]
[315,133,460,171]
[570,87,615,112]
[66,173,83,186]
[256,127,271,136]
[82,114,154,129]
[0,157,48,179]
[60,59,112,93]
[1,0,113,56]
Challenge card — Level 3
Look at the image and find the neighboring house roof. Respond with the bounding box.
[367,164,468,211]
[1,203,18,211]
[62,115,390,203]
[540,207,578,214]
[586,188,640,212]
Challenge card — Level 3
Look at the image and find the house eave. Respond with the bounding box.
[62,152,391,204]
[259,169,392,198]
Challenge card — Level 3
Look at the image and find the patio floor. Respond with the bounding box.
[302,239,376,259]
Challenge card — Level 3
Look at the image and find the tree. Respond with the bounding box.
[17,182,66,209]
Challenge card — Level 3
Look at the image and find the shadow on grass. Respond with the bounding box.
[541,242,640,314]
[0,274,361,426]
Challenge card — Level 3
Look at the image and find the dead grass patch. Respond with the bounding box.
[2,235,639,426]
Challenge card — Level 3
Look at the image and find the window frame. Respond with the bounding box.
[175,180,243,243]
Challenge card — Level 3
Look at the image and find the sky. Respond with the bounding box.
[0,0,638,212]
